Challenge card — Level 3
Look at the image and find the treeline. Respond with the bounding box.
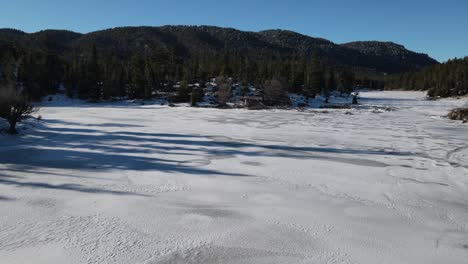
[385,57,468,97]
[0,35,379,103]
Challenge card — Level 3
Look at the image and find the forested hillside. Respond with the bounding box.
[385,57,468,97]
[0,26,443,101]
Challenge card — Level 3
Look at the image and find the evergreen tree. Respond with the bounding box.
[129,54,146,99]
[324,71,336,103]
[17,51,43,99]
[338,70,355,94]
[190,87,202,107]
[305,56,325,98]
[87,44,101,100]
[386,57,468,98]
[144,56,155,99]
[42,33,62,94]
[176,80,191,102]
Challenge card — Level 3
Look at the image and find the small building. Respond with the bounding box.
[241,96,263,107]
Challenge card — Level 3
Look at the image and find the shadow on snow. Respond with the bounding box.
[0,118,414,195]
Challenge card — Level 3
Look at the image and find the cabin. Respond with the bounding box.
[241,96,263,107]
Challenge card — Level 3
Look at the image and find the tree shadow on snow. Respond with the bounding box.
[0,175,146,196]
[0,195,14,201]
[0,118,415,195]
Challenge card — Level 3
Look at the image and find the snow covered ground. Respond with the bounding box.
[0,91,467,264]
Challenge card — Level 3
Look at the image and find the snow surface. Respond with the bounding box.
[1,91,468,264]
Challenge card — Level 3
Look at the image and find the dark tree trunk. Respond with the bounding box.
[8,120,17,134]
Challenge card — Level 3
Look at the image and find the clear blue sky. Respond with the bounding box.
[1,0,467,62]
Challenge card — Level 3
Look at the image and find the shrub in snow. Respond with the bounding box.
[0,86,36,134]
[448,108,468,123]
[263,79,290,106]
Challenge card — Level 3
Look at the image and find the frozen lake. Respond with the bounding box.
[1,91,467,263]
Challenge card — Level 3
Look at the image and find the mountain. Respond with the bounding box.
[257,29,439,73]
[0,26,438,74]
[342,41,438,73]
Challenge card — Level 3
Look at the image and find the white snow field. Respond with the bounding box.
[0,91,467,264]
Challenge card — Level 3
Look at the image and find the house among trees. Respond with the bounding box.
[241,95,264,107]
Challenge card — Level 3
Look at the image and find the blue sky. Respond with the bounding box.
[1,0,467,62]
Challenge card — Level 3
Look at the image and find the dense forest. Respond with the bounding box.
[384,57,468,98]
[0,26,464,104]
[0,36,357,102]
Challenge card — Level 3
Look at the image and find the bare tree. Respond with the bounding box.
[0,86,36,134]
[263,79,290,106]
[216,76,232,107]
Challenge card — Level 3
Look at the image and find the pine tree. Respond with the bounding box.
[305,56,325,98]
[129,54,146,99]
[87,44,101,101]
[42,33,62,94]
[338,70,355,94]
[17,51,43,99]
[176,80,191,102]
[190,87,202,107]
[324,71,336,103]
[144,57,154,99]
